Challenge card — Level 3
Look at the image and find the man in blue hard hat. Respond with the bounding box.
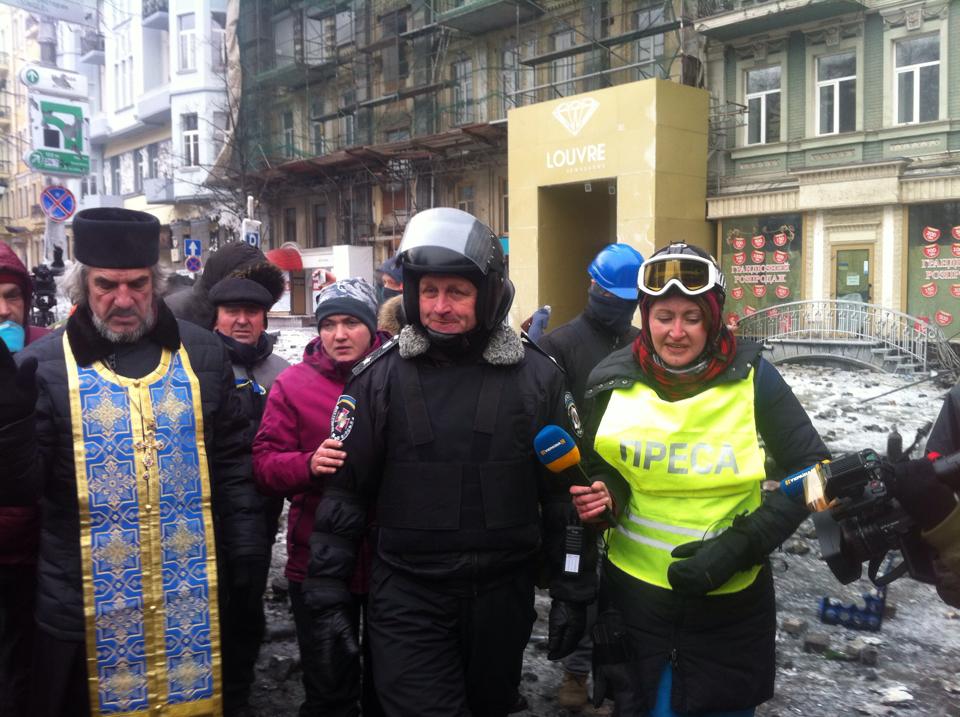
[538,242,644,712]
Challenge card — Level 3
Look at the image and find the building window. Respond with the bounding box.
[551,31,576,94]
[745,66,781,145]
[455,184,475,215]
[304,14,330,64]
[816,51,856,135]
[500,46,517,118]
[340,114,355,148]
[274,13,295,67]
[81,159,99,198]
[312,203,327,247]
[894,34,939,125]
[178,13,196,72]
[635,5,665,79]
[110,156,121,195]
[113,27,133,109]
[212,12,227,70]
[284,207,297,244]
[133,149,143,193]
[281,110,295,157]
[452,59,473,124]
[312,120,326,155]
[182,114,200,167]
[213,112,229,159]
[335,10,354,46]
[147,142,159,179]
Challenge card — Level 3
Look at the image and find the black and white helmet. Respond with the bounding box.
[399,207,514,332]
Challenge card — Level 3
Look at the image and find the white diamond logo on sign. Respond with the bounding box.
[552,97,599,137]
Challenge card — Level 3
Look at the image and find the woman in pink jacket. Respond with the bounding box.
[253,278,387,717]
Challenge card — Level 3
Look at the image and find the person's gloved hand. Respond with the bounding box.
[884,457,957,531]
[547,599,586,660]
[667,525,754,597]
[0,340,38,426]
[310,604,360,673]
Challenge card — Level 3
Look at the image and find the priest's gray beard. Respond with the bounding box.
[91,307,158,344]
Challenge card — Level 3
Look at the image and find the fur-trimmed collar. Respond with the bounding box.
[398,323,525,365]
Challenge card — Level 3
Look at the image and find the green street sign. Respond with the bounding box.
[25,93,90,178]
[24,69,39,85]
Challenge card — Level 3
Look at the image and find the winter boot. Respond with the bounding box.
[558,670,589,711]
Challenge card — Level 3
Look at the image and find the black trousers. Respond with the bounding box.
[289,581,383,717]
[29,629,89,717]
[367,559,536,717]
[220,582,268,715]
[0,565,36,717]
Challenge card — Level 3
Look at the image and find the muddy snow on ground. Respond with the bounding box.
[250,330,960,717]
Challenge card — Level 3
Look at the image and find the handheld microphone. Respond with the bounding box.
[534,425,615,524]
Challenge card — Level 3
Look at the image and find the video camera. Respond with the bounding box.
[810,447,960,587]
[30,264,58,327]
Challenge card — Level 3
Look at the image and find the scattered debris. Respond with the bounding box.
[804,632,831,654]
[781,617,808,636]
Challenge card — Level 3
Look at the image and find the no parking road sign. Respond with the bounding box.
[185,256,202,273]
[40,185,76,223]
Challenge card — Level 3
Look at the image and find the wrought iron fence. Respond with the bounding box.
[736,299,960,375]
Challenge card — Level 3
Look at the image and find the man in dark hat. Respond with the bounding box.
[209,276,289,715]
[165,241,285,330]
[0,208,267,717]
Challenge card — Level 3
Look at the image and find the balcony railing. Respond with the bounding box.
[81,32,105,55]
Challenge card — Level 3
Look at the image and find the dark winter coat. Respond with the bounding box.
[11,301,265,641]
[538,313,638,407]
[925,383,960,607]
[165,242,284,329]
[0,242,50,566]
[303,323,586,611]
[253,332,386,586]
[582,341,829,713]
[218,331,290,543]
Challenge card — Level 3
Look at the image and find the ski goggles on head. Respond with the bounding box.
[640,254,723,297]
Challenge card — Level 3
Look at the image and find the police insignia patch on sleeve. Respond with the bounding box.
[330,395,357,441]
[564,391,583,438]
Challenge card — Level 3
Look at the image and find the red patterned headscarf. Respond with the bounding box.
[632,288,737,401]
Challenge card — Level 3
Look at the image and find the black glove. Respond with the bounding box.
[885,458,957,531]
[667,526,754,597]
[547,599,586,660]
[667,489,809,597]
[310,604,360,675]
[0,340,38,425]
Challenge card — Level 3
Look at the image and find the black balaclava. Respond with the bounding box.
[584,284,637,336]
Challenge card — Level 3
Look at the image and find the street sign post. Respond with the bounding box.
[241,218,261,248]
[39,186,76,223]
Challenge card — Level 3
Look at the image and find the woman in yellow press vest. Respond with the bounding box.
[572,242,829,717]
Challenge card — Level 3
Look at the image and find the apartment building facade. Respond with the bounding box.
[234,0,696,267]
[0,8,46,270]
[74,0,232,267]
[702,0,960,333]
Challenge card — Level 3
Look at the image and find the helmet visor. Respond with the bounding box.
[399,208,499,275]
[641,255,718,297]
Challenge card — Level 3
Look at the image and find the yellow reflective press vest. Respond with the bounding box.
[595,370,765,594]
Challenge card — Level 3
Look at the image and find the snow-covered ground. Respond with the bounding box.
[252,329,959,717]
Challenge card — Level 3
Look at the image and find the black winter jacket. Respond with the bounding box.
[13,302,265,641]
[304,323,587,610]
[538,313,638,407]
[583,341,828,713]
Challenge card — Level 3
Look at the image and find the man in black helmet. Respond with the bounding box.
[303,207,588,717]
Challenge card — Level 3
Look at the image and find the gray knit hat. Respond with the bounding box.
[315,278,379,337]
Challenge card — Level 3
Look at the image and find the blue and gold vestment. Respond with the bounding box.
[65,335,222,717]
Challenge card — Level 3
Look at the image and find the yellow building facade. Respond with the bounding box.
[508,79,711,325]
